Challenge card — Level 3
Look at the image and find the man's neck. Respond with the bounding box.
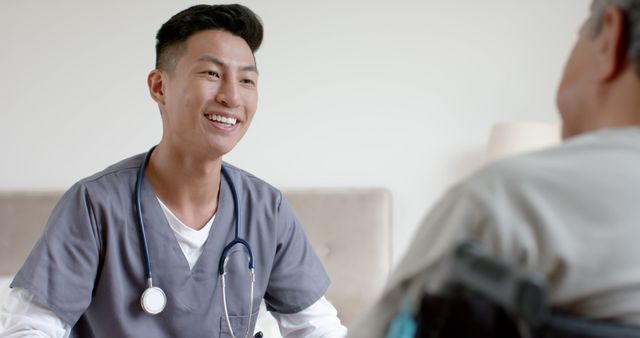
[145,143,222,230]
[596,69,640,130]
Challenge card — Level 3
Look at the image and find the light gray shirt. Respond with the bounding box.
[350,127,640,337]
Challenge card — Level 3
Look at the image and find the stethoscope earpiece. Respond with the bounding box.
[141,286,167,315]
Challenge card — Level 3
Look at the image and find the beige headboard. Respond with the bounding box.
[0,188,391,325]
[285,189,392,325]
[0,192,62,275]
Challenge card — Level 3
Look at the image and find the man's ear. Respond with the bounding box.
[148,69,166,105]
[595,6,627,82]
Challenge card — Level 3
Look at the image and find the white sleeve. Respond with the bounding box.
[271,296,347,338]
[0,287,71,338]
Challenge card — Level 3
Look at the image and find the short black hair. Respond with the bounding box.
[155,4,263,72]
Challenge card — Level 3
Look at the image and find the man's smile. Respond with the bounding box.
[206,113,237,126]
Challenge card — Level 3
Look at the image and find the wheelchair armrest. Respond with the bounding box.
[546,314,640,338]
[445,241,640,338]
[451,241,549,327]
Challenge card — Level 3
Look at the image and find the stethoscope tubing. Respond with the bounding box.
[134,146,257,337]
[136,147,156,285]
[219,166,254,275]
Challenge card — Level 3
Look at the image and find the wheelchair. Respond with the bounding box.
[409,241,640,338]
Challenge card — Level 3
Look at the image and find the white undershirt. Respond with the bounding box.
[0,198,347,338]
[156,197,215,270]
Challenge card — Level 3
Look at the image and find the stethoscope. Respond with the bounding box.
[134,146,258,338]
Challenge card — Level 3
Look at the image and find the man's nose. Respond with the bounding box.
[215,78,241,108]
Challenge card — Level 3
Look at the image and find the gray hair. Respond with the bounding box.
[589,0,640,74]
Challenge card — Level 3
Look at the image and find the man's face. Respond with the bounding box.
[159,29,258,158]
[556,19,600,139]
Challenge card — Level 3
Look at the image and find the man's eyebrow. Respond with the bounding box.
[197,55,258,73]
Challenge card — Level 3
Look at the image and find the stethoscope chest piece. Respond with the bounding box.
[141,286,167,315]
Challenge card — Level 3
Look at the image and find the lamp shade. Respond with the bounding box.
[486,122,560,160]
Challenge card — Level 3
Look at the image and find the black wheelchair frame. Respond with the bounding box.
[412,242,640,338]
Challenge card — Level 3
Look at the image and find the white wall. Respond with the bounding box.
[0,0,589,263]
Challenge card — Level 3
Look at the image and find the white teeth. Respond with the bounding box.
[207,114,237,126]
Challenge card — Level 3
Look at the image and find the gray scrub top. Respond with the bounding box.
[12,153,330,337]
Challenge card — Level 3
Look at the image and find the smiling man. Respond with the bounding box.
[0,4,346,338]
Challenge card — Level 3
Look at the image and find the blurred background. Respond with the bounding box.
[0,0,587,264]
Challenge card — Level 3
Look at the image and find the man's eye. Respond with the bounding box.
[205,71,220,78]
[241,79,256,86]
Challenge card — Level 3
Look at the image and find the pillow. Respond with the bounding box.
[0,275,13,306]
[254,301,282,338]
